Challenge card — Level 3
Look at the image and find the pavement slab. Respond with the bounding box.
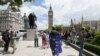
[0,38,79,56]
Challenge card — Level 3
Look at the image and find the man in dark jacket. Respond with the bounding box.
[2,29,10,52]
[79,27,86,56]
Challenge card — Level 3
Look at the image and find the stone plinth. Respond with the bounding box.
[26,29,36,41]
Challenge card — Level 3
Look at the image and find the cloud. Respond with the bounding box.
[20,0,100,30]
[20,6,31,16]
[36,20,48,30]
[30,6,47,16]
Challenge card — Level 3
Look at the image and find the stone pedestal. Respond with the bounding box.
[26,29,36,41]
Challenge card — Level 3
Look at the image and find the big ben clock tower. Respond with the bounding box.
[48,6,53,30]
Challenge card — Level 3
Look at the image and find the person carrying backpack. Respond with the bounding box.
[2,29,10,53]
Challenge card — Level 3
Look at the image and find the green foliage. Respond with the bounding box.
[76,42,80,45]
[87,39,92,43]
[84,43,100,55]
[91,35,100,46]
[95,32,100,36]
[86,39,92,43]
[14,0,23,7]
[0,0,35,11]
[85,25,91,32]
[45,25,63,33]
[55,25,63,32]
[45,29,51,33]
[0,0,34,7]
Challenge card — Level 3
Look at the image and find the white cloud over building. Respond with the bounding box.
[19,0,100,30]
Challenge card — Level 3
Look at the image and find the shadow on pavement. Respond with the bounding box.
[0,50,13,55]
[27,46,34,48]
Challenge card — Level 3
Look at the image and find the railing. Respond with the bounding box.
[63,36,98,56]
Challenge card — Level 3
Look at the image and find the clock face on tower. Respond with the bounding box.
[49,12,53,16]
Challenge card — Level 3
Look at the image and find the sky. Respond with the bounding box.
[1,0,100,30]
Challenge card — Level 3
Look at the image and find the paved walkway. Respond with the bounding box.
[0,38,79,56]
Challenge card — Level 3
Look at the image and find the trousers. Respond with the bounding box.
[34,38,38,47]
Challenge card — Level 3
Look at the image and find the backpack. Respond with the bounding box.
[2,31,10,42]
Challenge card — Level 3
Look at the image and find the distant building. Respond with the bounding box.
[0,5,23,31]
[73,16,100,32]
[82,20,100,31]
[75,16,100,32]
[48,6,53,30]
[63,16,100,32]
[62,26,72,32]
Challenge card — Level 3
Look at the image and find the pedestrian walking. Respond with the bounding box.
[42,32,48,48]
[64,31,68,40]
[60,31,64,40]
[9,26,17,54]
[71,28,77,44]
[45,32,49,48]
[34,31,39,47]
[64,31,69,45]
[49,27,62,56]
[79,27,86,56]
[43,32,49,48]
[2,29,10,53]
[9,31,16,54]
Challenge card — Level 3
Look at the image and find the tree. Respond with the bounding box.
[85,25,91,32]
[44,25,63,33]
[0,0,34,7]
[44,29,51,33]
[0,0,35,11]
[55,25,63,32]
[91,34,100,46]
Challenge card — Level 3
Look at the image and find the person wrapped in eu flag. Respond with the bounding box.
[49,27,62,56]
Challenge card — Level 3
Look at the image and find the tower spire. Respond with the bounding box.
[71,18,74,27]
[81,16,84,27]
[49,5,52,11]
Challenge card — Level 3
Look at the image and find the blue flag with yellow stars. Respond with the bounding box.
[49,30,62,55]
